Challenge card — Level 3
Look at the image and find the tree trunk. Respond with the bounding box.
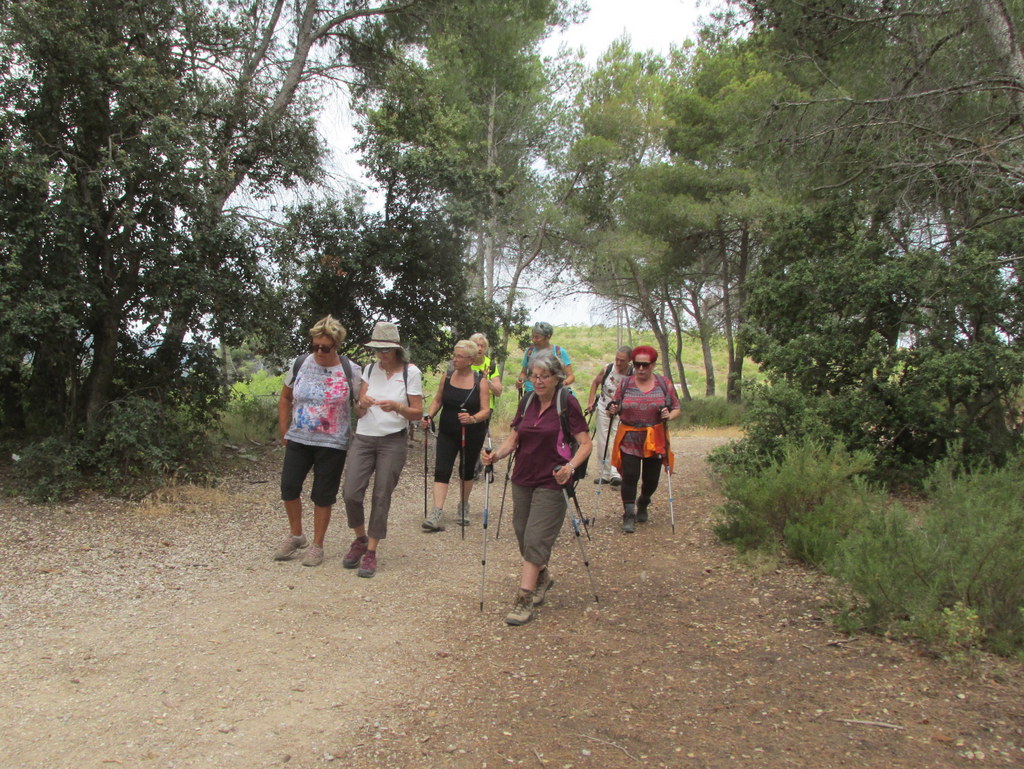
[83,309,121,429]
[483,81,498,302]
[726,225,750,403]
[973,0,1024,120]
[665,290,692,401]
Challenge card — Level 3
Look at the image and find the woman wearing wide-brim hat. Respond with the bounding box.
[341,321,424,578]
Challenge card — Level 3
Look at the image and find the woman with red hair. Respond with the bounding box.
[607,346,681,533]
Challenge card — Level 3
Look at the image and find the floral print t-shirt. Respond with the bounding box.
[283,355,362,450]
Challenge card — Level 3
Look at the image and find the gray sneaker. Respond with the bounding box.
[301,544,324,567]
[532,570,554,607]
[273,534,308,561]
[505,591,534,626]
[422,507,445,532]
[456,502,471,527]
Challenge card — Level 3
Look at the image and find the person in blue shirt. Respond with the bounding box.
[515,322,574,396]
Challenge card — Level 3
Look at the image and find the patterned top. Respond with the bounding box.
[613,375,680,457]
[284,355,362,450]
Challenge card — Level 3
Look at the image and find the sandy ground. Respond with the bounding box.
[1,431,1022,769]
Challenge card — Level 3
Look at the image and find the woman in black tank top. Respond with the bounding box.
[420,340,491,531]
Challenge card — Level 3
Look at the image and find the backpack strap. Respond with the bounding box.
[340,355,356,406]
[291,353,311,382]
[599,362,613,390]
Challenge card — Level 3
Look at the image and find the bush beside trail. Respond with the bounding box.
[712,438,1024,658]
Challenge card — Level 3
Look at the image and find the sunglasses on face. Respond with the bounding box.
[310,344,335,354]
[634,360,652,369]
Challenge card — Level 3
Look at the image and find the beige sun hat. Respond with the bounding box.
[364,321,404,350]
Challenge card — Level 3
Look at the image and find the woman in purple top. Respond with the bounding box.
[482,349,591,626]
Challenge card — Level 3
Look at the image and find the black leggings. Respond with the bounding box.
[619,453,662,507]
[434,427,486,483]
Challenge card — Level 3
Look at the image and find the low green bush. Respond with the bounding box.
[676,397,744,428]
[834,457,1024,657]
[712,438,877,563]
[9,436,89,502]
[8,396,213,502]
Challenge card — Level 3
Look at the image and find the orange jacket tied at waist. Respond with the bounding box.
[611,422,675,472]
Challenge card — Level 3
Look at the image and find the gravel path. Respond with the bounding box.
[1,432,1021,768]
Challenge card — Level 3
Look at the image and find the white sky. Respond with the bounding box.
[545,0,706,63]
[318,0,710,326]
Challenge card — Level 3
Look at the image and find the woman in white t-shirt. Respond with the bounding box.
[341,322,423,578]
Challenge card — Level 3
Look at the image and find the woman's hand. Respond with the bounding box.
[376,399,399,413]
[481,449,496,466]
[606,402,619,415]
[457,410,475,425]
[553,464,574,486]
[420,414,433,430]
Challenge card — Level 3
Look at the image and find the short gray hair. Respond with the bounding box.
[616,345,633,357]
[527,349,566,383]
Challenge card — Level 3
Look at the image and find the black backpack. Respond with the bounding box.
[518,386,589,481]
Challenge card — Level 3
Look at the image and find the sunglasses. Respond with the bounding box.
[634,360,652,369]
[310,344,335,354]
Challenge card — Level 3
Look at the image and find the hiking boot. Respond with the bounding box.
[636,499,650,523]
[622,503,637,534]
[456,502,470,527]
[505,591,534,626]
[342,536,368,569]
[532,569,555,607]
[301,544,324,567]
[610,477,622,487]
[422,507,445,532]
[357,550,377,578]
[273,534,308,561]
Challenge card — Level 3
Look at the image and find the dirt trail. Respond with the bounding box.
[1,433,1021,769]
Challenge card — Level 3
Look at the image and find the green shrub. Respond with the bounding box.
[9,436,88,502]
[834,457,1024,656]
[90,396,212,492]
[676,397,745,428]
[8,396,214,501]
[712,438,876,562]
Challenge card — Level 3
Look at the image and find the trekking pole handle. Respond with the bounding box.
[552,463,574,486]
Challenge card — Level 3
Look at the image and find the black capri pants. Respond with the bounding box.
[433,427,486,483]
[280,441,347,506]
[618,453,663,505]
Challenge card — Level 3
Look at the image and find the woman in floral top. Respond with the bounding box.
[275,315,361,566]
[607,345,681,533]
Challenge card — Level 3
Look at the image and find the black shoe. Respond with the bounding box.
[622,514,636,534]
[610,477,622,487]
[636,500,649,523]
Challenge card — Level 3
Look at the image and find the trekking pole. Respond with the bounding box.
[459,413,467,540]
[423,413,431,519]
[594,406,615,525]
[554,465,599,603]
[479,435,494,611]
[494,449,514,540]
[662,406,676,534]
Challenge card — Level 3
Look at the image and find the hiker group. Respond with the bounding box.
[276,316,680,625]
